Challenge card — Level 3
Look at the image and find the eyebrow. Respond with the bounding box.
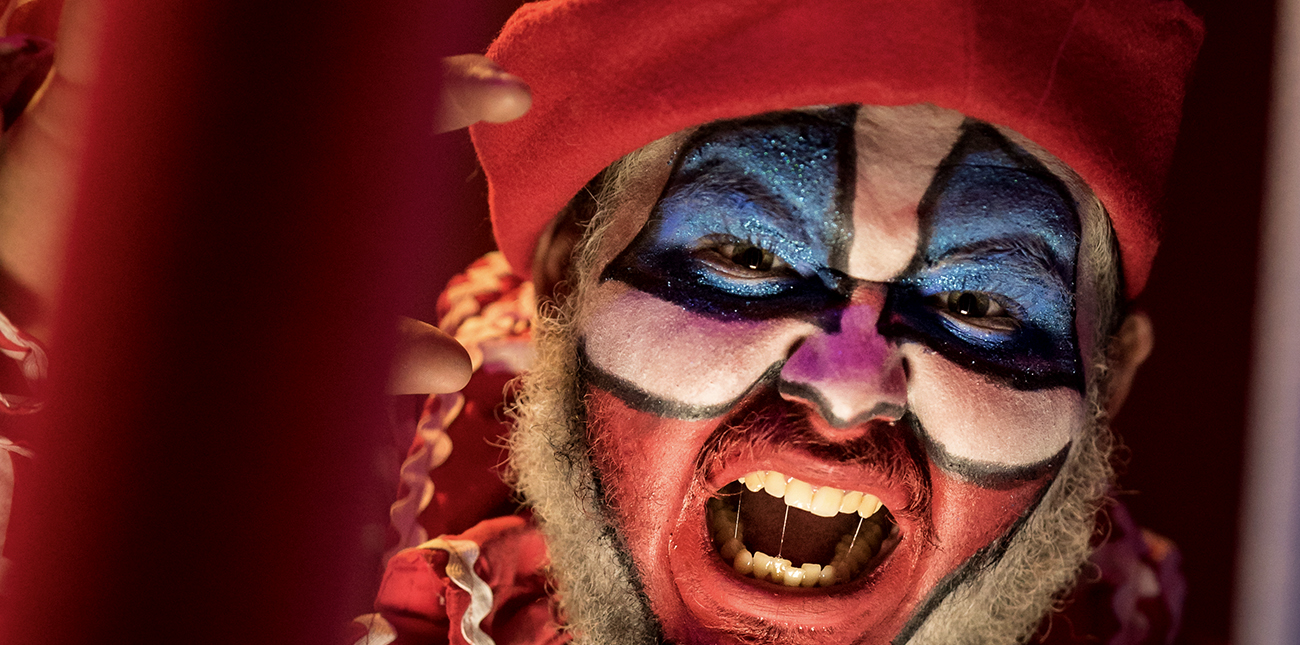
[929,234,1072,285]
[669,163,808,231]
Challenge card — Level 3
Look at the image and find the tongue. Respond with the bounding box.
[735,488,860,567]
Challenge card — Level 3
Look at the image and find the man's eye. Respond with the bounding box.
[698,241,789,277]
[931,291,1018,332]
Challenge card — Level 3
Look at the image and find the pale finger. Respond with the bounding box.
[437,54,531,133]
[389,316,472,395]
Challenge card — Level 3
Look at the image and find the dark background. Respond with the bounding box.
[419,3,1277,643]
[1117,1,1274,643]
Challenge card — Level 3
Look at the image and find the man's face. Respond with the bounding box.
[517,104,1109,644]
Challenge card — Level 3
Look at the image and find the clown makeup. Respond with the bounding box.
[556,104,1097,644]
[585,107,1083,473]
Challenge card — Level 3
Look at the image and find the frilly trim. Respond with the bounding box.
[386,252,536,559]
[0,304,46,413]
[438,252,536,374]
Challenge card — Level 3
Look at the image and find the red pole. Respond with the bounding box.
[3,0,446,642]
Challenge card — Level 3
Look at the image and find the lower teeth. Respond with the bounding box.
[708,487,893,588]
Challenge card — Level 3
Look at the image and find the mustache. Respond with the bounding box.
[691,388,932,516]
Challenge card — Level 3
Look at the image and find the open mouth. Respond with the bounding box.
[707,470,900,588]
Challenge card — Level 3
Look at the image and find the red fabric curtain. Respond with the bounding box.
[2,1,459,642]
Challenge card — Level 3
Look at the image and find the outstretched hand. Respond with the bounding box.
[0,3,529,394]
[394,55,530,394]
[0,0,102,342]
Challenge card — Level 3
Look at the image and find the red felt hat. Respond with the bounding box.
[471,0,1204,299]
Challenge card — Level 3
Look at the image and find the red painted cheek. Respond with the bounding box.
[583,385,1056,644]
[908,461,1054,602]
[584,386,721,588]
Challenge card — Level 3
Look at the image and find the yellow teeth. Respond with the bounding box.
[717,473,895,589]
[784,479,814,513]
[738,470,885,520]
[838,490,864,514]
[762,471,788,497]
[728,548,868,588]
[733,549,754,575]
[810,486,843,517]
[857,494,883,519]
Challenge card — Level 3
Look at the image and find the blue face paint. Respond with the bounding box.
[603,106,858,322]
[602,110,1082,396]
[884,121,1083,392]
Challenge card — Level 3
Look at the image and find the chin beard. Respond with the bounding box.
[507,243,1117,645]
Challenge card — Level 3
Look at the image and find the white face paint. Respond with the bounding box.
[581,104,1088,473]
[516,104,1113,645]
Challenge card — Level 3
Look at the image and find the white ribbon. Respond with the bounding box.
[350,613,397,645]
[420,537,495,645]
[0,436,33,582]
[385,392,462,563]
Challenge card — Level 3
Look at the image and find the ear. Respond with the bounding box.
[1105,310,1154,418]
[531,168,611,302]
[531,206,586,303]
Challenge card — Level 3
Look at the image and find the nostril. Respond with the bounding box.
[779,301,908,430]
[778,378,906,431]
[869,402,906,424]
[777,379,830,413]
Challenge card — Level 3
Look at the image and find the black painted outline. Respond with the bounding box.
[776,378,906,428]
[910,414,1071,489]
[887,477,1056,645]
[890,119,1085,393]
[569,386,670,644]
[600,106,860,326]
[577,341,786,421]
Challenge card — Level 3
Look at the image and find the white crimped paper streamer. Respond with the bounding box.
[384,253,536,561]
[0,306,47,413]
[420,537,495,645]
[385,392,462,563]
[0,436,33,584]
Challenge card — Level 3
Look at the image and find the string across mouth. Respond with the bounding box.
[707,471,899,588]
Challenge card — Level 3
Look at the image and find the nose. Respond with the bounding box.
[778,284,907,432]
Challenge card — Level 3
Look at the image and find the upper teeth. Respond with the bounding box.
[739,470,884,519]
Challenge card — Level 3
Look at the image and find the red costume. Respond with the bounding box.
[345,255,1185,645]
[352,2,1202,642]
[0,1,1204,642]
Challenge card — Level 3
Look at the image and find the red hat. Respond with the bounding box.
[471,0,1204,299]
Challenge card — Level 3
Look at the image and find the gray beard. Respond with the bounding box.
[507,301,663,645]
[507,252,1117,645]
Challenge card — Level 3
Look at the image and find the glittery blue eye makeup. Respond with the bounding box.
[604,106,858,320]
[884,121,1083,392]
[919,249,1073,340]
[602,110,1082,393]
